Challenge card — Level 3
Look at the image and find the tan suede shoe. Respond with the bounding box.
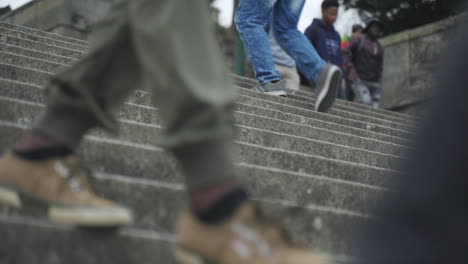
[0,152,132,227]
[175,202,327,264]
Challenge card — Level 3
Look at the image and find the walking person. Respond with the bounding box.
[343,18,384,108]
[304,0,344,99]
[0,1,326,263]
[235,0,343,112]
[268,18,301,91]
[343,24,364,101]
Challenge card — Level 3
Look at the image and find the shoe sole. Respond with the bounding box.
[0,182,132,227]
[264,90,287,97]
[174,246,217,264]
[315,65,342,113]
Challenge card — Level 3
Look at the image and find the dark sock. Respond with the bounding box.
[194,188,248,225]
[13,147,73,161]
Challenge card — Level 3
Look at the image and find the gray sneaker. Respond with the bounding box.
[315,64,343,112]
[252,80,287,96]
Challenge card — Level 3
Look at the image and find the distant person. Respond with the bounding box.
[235,0,343,112]
[343,24,364,101]
[267,19,300,91]
[304,0,344,98]
[351,24,363,41]
[343,18,384,108]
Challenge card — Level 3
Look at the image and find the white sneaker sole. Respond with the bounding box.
[0,183,132,226]
[50,206,133,227]
[174,246,213,264]
[315,65,341,112]
[0,185,21,208]
[264,90,287,96]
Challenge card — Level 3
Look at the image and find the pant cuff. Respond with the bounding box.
[33,108,98,149]
[172,141,237,192]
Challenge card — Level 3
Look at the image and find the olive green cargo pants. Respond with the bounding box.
[34,0,238,191]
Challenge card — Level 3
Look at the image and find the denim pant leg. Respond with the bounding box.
[235,0,280,84]
[352,81,373,106]
[272,0,326,86]
[365,81,382,108]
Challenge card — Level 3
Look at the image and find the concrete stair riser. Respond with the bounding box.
[0,22,88,45]
[0,42,77,65]
[0,215,356,264]
[0,79,411,161]
[0,22,413,263]
[0,34,84,59]
[0,123,396,189]
[0,47,416,129]
[0,62,413,140]
[237,94,411,138]
[0,96,406,169]
[0,26,88,52]
[235,102,410,146]
[0,27,416,124]
[0,77,412,148]
[238,86,417,126]
[0,172,372,256]
[231,73,417,121]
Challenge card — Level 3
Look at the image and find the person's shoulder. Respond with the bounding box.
[332,28,341,39]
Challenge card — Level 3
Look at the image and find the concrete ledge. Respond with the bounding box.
[380,13,467,47]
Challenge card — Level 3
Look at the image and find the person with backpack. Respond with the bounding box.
[304,0,343,87]
[343,18,384,108]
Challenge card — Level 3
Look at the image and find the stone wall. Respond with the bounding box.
[0,0,116,39]
[380,14,466,115]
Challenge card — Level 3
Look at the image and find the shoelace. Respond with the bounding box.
[250,205,304,247]
[55,159,94,196]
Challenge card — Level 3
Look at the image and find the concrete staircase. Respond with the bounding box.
[0,22,417,264]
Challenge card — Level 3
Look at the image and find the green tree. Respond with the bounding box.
[342,0,466,35]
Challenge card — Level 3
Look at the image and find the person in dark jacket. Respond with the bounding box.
[343,24,364,101]
[343,18,384,108]
[304,0,344,98]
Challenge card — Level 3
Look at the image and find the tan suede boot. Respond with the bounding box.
[0,152,132,227]
[175,202,327,264]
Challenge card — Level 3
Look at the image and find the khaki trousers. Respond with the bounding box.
[34,0,238,191]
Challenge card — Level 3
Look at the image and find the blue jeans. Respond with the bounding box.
[352,81,382,108]
[235,0,326,85]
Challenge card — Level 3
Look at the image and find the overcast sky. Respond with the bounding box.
[3,0,361,36]
[1,0,31,9]
[211,0,362,36]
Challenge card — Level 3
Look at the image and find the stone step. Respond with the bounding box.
[0,77,411,149]
[0,97,404,169]
[0,33,84,59]
[231,74,417,123]
[0,214,356,264]
[0,121,396,189]
[0,85,408,163]
[0,33,416,128]
[237,87,415,132]
[0,22,88,46]
[232,74,417,125]
[0,25,88,52]
[0,26,416,124]
[0,61,413,140]
[0,167,375,256]
[235,102,409,146]
[0,214,178,264]
[0,42,77,65]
